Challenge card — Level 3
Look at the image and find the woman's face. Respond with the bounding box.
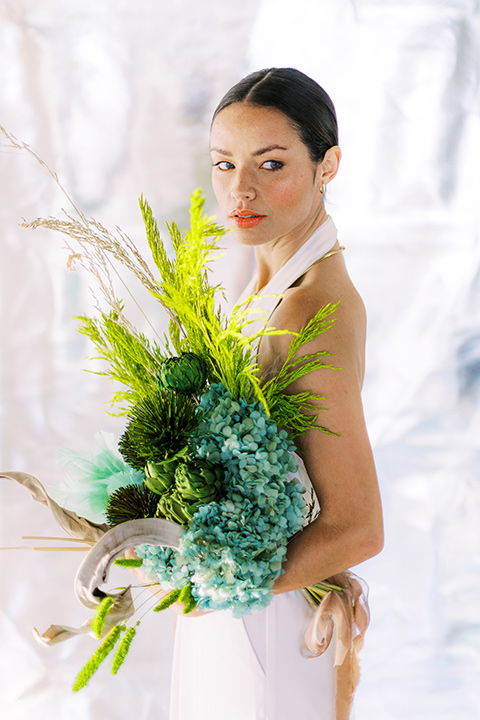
[210,103,326,249]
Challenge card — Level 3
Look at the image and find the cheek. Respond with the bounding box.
[211,174,227,208]
[270,176,310,209]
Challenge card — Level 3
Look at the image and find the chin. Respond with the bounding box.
[231,228,269,247]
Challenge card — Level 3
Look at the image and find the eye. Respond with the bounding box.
[261,160,284,171]
[213,161,235,171]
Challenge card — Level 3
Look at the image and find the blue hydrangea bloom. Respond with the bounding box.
[137,383,306,616]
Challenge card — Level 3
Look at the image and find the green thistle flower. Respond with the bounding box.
[105,483,160,526]
[118,389,198,470]
[157,352,208,395]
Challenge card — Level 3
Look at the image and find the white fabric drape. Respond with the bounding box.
[1,2,479,719]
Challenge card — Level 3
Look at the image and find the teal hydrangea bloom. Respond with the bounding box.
[137,384,306,616]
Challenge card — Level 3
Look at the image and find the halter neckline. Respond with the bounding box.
[235,216,341,344]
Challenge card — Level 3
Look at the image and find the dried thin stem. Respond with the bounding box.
[1,124,167,348]
[2,546,91,552]
[22,535,95,543]
[0,125,86,221]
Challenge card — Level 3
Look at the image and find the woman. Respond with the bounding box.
[168,69,383,720]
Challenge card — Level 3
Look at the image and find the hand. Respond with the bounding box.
[123,548,211,618]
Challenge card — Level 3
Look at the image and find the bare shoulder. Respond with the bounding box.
[259,254,367,388]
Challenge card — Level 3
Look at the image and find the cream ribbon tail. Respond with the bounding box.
[301,571,370,720]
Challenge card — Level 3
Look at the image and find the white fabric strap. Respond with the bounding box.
[235,217,338,340]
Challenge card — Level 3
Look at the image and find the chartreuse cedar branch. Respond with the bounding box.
[24,189,337,433]
[19,185,341,689]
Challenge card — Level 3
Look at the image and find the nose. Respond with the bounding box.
[230,169,256,201]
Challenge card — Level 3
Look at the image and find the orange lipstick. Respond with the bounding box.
[231,210,265,229]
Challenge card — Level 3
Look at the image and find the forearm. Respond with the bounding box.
[273,511,383,594]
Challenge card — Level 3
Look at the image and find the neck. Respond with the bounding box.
[254,207,328,292]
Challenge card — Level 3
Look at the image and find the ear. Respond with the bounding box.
[316,146,342,189]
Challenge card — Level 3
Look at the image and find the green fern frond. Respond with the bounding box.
[76,309,165,414]
[72,192,298,415]
[261,303,340,433]
[27,185,338,428]
[139,194,170,280]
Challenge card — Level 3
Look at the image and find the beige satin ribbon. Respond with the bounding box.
[1,471,182,646]
[302,571,370,720]
[3,470,369,718]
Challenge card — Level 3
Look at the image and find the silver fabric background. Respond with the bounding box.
[1,1,479,718]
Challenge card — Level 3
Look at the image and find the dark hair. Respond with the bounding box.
[211,68,338,163]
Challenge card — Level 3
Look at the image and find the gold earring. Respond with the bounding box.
[319,183,326,195]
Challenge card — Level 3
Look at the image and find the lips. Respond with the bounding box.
[230,209,266,229]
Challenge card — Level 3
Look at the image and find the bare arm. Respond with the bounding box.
[259,281,383,594]
[125,269,382,604]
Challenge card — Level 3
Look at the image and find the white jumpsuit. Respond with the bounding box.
[170,218,347,720]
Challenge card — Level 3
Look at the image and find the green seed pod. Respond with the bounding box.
[157,353,208,395]
[143,446,189,496]
[153,458,224,525]
[144,460,176,495]
[175,460,224,503]
[156,489,192,525]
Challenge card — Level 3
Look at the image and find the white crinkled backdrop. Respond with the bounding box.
[1,1,479,718]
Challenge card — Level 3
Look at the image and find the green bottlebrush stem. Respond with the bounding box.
[153,588,181,612]
[178,585,192,604]
[111,626,138,675]
[72,624,125,692]
[157,352,208,395]
[178,584,197,614]
[113,557,144,568]
[183,596,197,614]
[90,596,114,639]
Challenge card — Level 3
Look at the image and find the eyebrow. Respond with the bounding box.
[210,144,288,156]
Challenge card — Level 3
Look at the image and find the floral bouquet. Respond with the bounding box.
[0,128,362,693]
